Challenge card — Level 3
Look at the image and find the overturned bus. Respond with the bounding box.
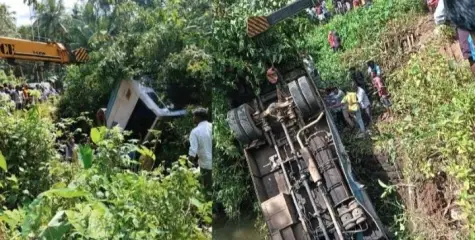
[226,61,389,240]
[98,79,187,143]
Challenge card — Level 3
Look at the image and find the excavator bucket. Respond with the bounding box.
[72,47,89,63]
[247,16,271,38]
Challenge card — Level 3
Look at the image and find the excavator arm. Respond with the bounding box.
[247,0,315,37]
[0,37,89,64]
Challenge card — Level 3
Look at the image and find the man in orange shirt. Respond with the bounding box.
[22,84,30,106]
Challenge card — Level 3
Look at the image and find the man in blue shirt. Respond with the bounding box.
[468,34,475,62]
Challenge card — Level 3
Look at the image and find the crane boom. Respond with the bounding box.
[247,0,314,37]
[0,37,89,64]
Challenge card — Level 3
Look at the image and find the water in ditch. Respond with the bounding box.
[213,214,264,240]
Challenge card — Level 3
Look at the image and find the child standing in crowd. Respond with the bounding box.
[22,84,29,106]
[371,69,392,120]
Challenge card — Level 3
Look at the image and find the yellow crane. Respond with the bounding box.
[247,0,316,37]
[0,36,88,64]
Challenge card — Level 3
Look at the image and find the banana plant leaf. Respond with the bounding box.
[38,211,71,240]
[78,144,93,169]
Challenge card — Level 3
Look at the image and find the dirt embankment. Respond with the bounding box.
[350,14,469,239]
[418,173,447,216]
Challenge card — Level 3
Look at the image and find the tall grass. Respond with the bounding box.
[304,0,425,87]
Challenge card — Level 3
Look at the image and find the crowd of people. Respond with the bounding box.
[305,0,475,139]
[321,60,392,138]
[0,82,58,111]
[306,0,373,23]
[300,52,391,138]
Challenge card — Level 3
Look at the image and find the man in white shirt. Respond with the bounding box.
[305,8,317,20]
[188,107,212,196]
[434,0,446,25]
[355,84,372,126]
[301,51,316,78]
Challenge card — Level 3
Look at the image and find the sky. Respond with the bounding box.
[0,0,80,27]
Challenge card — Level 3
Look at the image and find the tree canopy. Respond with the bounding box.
[0,4,16,37]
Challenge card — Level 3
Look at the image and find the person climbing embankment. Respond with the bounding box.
[371,69,392,120]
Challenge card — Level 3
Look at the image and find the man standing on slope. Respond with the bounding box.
[436,0,475,74]
[355,82,372,126]
[349,67,367,92]
[328,31,342,52]
[332,86,367,138]
[301,51,320,81]
[188,107,213,197]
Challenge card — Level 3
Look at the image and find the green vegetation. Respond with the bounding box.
[56,0,212,119]
[303,0,474,238]
[0,0,212,239]
[0,4,16,37]
[375,45,474,239]
[0,107,56,209]
[1,0,474,238]
[214,0,474,238]
[305,0,425,87]
[0,112,210,239]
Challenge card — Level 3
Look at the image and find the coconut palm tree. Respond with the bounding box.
[24,0,39,7]
[65,1,115,49]
[0,4,16,36]
[32,0,67,41]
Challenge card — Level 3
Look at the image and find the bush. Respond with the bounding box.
[305,0,425,87]
[0,107,58,209]
[375,47,474,238]
[0,127,211,239]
